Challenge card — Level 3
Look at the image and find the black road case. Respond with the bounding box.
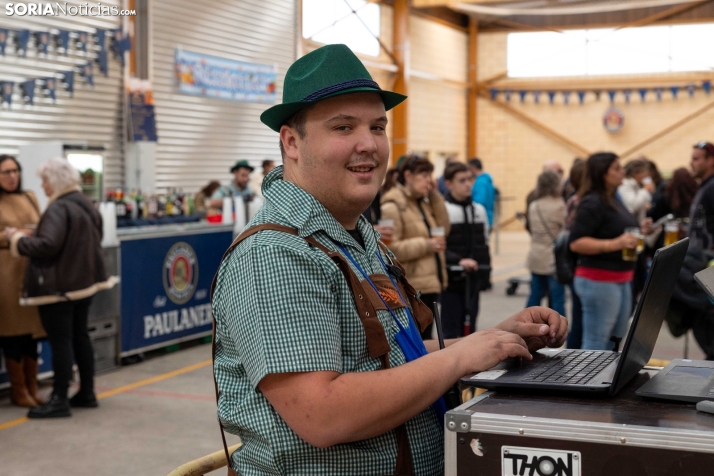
[445,370,714,476]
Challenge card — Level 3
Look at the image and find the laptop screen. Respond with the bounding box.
[611,238,689,395]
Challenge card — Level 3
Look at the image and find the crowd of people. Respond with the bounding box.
[361,154,496,340]
[0,155,115,418]
[524,142,714,352]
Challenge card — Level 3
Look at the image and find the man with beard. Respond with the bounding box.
[688,141,714,250]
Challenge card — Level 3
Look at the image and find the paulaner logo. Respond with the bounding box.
[162,242,199,305]
[5,3,136,16]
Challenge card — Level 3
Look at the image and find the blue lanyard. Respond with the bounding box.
[334,243,413,332]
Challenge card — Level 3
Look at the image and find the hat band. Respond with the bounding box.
[301,79,381,102]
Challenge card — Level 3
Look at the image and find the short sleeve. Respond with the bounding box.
[211,187,227,200]
[213,242,342,389]
[569,195,604,242]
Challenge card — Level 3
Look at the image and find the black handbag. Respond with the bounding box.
[535,203,576,285]
[552,231,576,285]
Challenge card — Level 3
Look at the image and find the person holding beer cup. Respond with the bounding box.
[569,153,650,350]
[381,155,450,340]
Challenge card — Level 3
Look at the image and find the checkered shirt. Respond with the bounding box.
[212,166,444,475]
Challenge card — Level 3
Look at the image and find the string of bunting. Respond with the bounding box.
[487,80,713,105]
[0,27,131,107]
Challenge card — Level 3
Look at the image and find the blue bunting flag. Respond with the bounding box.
[0,29,8,56]
[607,91,617,103]
[639,89,647,102]
[45,77,57,102]
[97,49,109,76]
[577,91,586,105]
[21,80,36,105]
[489,88,498,100]
[16,30,30,57]
[95,29,107,51]
[2,82,14,106]
[519,90,527,103]
[547,91,556,104]
[63,70,75,96]
[76,31,89,53]
[57,30,70,54]
[112,29,132,65]
[36,32,50,55]
[82,62,94,86]
[670,86,679,99]
[704,81,712,94]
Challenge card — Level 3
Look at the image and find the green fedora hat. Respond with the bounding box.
[230,160,254,173]
[260,44,407,132]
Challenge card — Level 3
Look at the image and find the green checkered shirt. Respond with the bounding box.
[212,166,444,476]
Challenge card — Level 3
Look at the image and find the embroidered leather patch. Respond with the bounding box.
[369,274,407,310]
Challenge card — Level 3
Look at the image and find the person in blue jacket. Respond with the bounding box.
[469,158,496,227]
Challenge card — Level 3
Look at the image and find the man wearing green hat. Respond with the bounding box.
[210,160,256,209]
[211,44,567,475]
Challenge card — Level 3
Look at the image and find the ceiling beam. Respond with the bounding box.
[620,96,714,157]
[615,0,710,30]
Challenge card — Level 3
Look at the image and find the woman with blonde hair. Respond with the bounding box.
[0,155,45,407]
[3,157,115,418]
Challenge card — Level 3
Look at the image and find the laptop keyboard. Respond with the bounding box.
[520,350,619,384]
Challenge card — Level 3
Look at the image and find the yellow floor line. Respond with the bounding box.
[97,359,212,400]
[0,359,212,432]
[0,416,29,431]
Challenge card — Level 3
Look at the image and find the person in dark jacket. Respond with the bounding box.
[442,162,490,338]
[569,153,650,350]
[3,157,116,418]
[688,141,714,251]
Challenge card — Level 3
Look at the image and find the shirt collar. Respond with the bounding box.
[262,166,380,255]
[700,174,714,188]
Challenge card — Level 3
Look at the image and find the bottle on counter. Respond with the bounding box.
[109,188,127,219]
[157,194,167,218]
[147,194,158,218]
[135,190,145,219]
[173,188,184,216]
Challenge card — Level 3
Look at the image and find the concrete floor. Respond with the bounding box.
[0,232,702,475]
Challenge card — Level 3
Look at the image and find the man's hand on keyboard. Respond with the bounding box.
[495,307,568,352]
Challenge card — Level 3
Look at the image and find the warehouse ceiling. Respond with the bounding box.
[405,0,714,31]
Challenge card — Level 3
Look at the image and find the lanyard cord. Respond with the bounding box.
[335,243,411,332]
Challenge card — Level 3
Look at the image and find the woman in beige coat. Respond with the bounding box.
[0,155,45,407]
[526,170,566,316]
[381,156,450,339]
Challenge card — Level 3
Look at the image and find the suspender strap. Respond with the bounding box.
[211,319,239,476]
[210,224,416,476]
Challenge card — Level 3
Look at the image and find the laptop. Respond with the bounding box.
[636,359,714,403]
[462,238,689,396]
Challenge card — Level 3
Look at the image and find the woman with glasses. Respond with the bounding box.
[0,155,46,408]
[3,157,115,418]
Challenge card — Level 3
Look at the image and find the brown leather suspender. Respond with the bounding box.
[210,224,422,476]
